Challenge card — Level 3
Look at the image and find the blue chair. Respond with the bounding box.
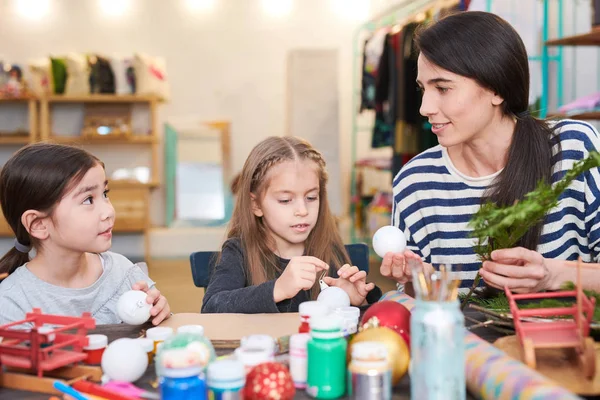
[190,243,370,289]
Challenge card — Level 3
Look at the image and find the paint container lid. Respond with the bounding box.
[207,359,245,389]
[146,326,173,341]
[84,334,108,351]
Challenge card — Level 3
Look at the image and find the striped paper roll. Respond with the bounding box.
[380,291,581,400]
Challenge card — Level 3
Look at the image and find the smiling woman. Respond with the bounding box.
[379,11,600,295]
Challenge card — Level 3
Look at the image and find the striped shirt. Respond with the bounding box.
[392,120,600,288]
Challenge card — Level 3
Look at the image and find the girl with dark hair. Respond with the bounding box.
[381,11,600,293]
[0,143,171,326]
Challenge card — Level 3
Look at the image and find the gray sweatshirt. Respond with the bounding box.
[0,251,154,327]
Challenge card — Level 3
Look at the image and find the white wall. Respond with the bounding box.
[0,0,371,257]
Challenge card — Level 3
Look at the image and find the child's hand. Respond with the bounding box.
[273,256,329,302]
[133,281,171,325]
[322,264,375,306]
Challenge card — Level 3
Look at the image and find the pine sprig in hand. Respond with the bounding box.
[461,151,600,308]
[469,151,600,262]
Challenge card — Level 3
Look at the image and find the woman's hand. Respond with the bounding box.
[380,250,433,283]
[480,247,553,293]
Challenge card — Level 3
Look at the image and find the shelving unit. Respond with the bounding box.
[546,28,600,46]
[39,94,161,186]
[0,96,37,144]
[0,96,39,236]
[546,26,600,121]
[0,94,161,262]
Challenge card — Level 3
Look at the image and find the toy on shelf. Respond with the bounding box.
[0,309,102,395]
[505,258,597,379]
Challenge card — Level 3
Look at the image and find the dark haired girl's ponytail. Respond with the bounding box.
[0,236,31,276]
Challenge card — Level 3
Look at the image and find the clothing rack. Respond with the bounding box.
[347,0,568,245]
[349,0,460,244]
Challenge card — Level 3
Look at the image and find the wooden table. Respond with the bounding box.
[0,310,572,400]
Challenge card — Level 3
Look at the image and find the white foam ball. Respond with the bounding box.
[317,286,351,309]
[372,225,407,258]
[101,338,148,382]
[117,290,152,325]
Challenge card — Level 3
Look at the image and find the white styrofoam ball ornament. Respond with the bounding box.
[101,338,148,382]
[317,286,351,309]
[117,290,152,325]
[372,225,407,258]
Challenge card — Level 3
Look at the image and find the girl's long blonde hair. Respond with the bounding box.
[227,136,350,299]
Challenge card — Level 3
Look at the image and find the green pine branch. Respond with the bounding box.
[460,151,600,308]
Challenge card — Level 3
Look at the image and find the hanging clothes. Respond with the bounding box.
[391,22,427,176]
[371,32,398,148]
[360,29,388,112]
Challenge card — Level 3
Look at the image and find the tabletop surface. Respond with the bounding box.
[0,309,570,400]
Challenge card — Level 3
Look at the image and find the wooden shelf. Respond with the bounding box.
[0,96,37,103]
[48,135,156,145]
[0,135,31,144]
[43,94,158,103]
[546,29,600,46]
[548,112,600,120]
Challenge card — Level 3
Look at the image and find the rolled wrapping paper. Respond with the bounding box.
[380,291,582,400]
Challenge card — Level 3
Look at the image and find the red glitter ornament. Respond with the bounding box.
[361,301,411,348]
[243,362,295,400]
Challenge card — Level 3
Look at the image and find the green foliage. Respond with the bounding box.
[469,152,600,262]
[460,151,600,309]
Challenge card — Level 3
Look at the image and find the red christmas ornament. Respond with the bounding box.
[361,301,411,348]
[244,362,295,400]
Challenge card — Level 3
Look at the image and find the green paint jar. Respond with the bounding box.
[306,315,347,399]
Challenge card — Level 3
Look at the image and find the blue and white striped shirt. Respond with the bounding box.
[392,120,600,288]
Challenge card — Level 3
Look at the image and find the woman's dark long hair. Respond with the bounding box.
[415,11,556,252]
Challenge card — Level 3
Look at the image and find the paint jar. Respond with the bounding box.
[410,300,465,400]
[306,315,347,399]
[333,306,360,338]
[207,359,245,400]
[240,334,276,356]
[289,333,310,389]
[83,334,108,365]
[135,337,155,364]
[160,364,207,400]
[146,327,173,354]
[234,346,274,375]
[348,341,391,400]
[298,301,330,333]
[177,324,205,336]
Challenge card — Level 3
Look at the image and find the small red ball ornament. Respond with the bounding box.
[243,362,295,400]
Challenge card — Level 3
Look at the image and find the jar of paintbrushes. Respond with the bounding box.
[408,262,465,400]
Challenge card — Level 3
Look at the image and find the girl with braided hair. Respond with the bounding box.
[202,136,381,313]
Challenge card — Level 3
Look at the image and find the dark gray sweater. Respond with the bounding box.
[201,238,382,313]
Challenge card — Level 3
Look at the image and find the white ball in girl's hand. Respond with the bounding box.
[317,286,351,309]
[102,338,148,382]
[372,225,407,258]
[117,290,152,325]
